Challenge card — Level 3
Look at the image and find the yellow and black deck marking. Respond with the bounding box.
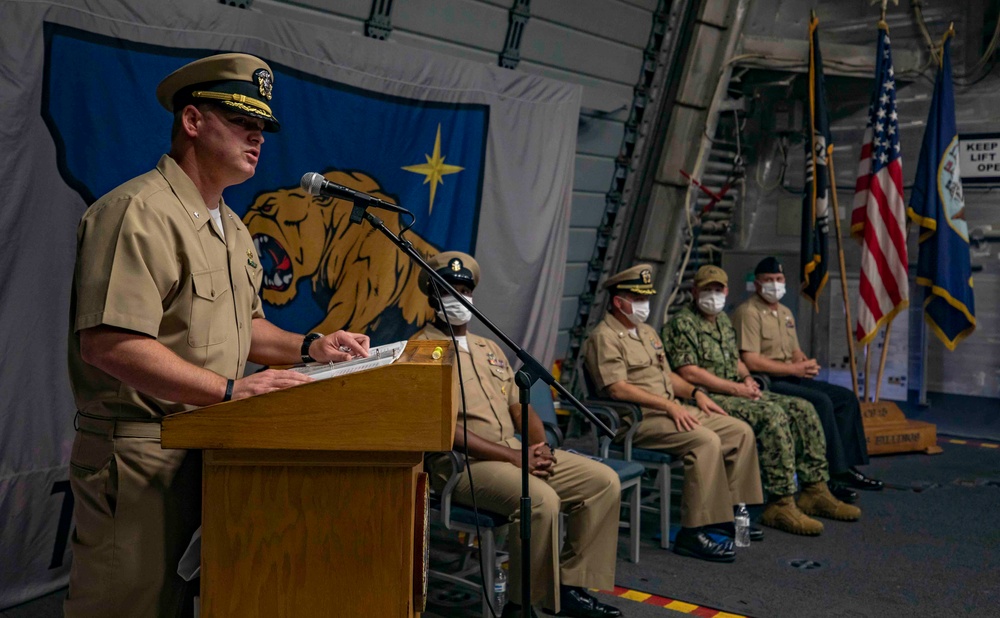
[597,586,747,617]
[941,437,999,450]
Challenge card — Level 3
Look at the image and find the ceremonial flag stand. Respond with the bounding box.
[848,0,941,455]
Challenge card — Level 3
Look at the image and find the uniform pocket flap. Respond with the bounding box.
[191,269,230,301]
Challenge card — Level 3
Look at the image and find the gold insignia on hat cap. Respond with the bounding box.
[694,265,728,287]
[156,53,280,132]
[252,68,273,100]
[420,251,481,295]
[603,264,657,295]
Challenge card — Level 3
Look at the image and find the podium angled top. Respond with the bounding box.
[161,340,456,452]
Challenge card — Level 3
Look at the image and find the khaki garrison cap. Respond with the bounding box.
[419,251,481,295]
[694,265,728,287]
[156,53,280,132]
[603,264,657,295]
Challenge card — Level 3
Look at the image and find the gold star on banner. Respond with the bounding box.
[402,124,464,214]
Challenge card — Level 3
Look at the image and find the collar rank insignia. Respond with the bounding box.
[247,249,257,268]
[253,68,273,100]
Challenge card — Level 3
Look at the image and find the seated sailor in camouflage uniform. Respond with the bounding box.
[662,265,860,535]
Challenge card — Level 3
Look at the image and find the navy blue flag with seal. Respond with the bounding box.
[42,24,488,345]
[907,35,976,350]
[801,14,831,309]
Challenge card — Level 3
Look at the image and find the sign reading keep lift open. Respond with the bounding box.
[959,133,1000,184]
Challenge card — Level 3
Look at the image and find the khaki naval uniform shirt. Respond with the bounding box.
[69,154,264,420]
[731,293,801,362]
[582,313,677,430]
[413,323,518,445]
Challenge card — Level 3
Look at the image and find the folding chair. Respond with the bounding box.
[427,451,507,617]
[529,381,644,563]
[579,366,683,550]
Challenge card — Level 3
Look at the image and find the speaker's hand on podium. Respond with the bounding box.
[232,369,314,401]
[310,331,371,362]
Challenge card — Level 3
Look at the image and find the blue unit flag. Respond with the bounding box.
[43,25,488,345]
[907,35,976,350]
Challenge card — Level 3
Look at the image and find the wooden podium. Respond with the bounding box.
[161,340,456,618]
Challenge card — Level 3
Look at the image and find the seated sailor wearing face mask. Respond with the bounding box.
[413,251,623,618]
[663,266,860,537]
[581,265,763,563]
[731,257,882,501]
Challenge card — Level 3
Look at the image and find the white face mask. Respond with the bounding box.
[760,281,786,304]
[436,294,473,325]
[697,291,726,316]
[619,297,650,325]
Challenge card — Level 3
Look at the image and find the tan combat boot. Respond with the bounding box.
[798,482,862,521]
[759,495,824,536]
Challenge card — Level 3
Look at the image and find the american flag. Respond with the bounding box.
[850,25,909,345]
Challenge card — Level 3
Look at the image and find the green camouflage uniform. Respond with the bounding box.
[663,305,829,496]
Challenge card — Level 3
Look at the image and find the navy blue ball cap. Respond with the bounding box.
[754,257,784,276]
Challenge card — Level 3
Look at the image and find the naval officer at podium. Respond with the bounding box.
[65,53,369,618]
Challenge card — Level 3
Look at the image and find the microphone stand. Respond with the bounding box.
[348,202,614,617]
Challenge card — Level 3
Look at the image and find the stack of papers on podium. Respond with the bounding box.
[290,340,408,381]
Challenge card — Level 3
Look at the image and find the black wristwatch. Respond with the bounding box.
[301,332,323,363]
[692,386,709,398]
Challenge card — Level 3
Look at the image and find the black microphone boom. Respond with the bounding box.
[300,172,409,215]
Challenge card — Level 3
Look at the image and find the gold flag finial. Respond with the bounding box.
[871,0,898,22]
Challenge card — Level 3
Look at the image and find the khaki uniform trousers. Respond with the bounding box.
[65,420,201,618]
[432,441,620,613]
[627,405,763,528]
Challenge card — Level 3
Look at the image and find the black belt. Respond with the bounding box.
[75,411,162,439]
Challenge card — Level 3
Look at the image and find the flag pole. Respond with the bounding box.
[827,155,860,398]
[863,341,873,402]
[875,322,892,401]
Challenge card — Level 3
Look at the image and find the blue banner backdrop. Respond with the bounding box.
[44,24,488,343]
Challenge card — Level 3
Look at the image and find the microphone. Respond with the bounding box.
[300,172,409,215]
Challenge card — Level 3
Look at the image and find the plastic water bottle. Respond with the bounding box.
[494,565,507,609]
[734,502,751,548]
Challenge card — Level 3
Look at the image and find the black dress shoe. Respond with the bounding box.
[836,467,884,491]
[578,590,622,617]
[555,586,622,617]
[829,481,859,503]
[501,601,539,618]
[702,521,764,542]
[672,527,736,563]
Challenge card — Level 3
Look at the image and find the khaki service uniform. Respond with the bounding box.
[664,306,829,497]
[416,324,620,613]
[730,293,800,363]
[582,314,762,528]
[66,154,264,618]
[732,294,869,476]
